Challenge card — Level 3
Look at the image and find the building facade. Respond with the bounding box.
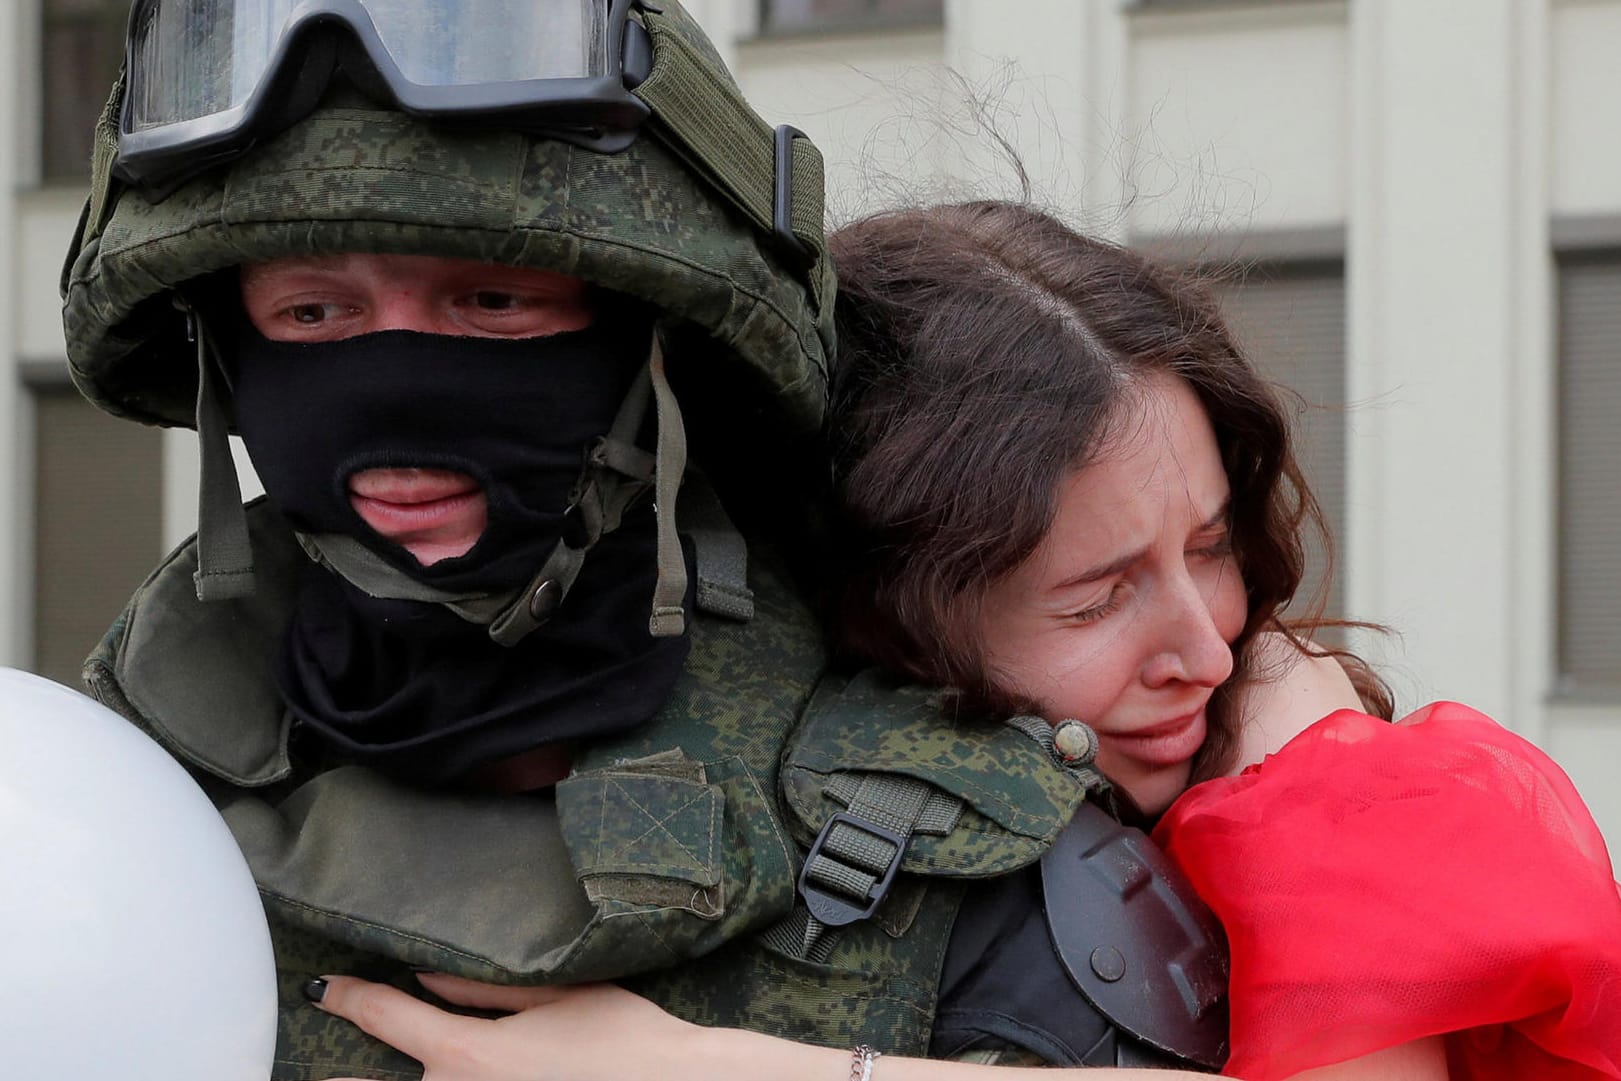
[5,0,1619,860]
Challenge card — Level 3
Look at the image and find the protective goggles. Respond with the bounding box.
[116,0,654,191]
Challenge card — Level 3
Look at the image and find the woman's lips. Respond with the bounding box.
[1104,708,1208,769]
[347,468,487,566]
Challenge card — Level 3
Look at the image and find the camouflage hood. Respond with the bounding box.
[60,1,833,436]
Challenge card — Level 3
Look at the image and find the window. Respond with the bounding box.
[1210,262,1348,626]
[1555,254,1621,697]
[30,382,163,687]
[42,0,127,180]
[758,0,942,35]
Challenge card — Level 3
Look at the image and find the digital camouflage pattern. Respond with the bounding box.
[627,878,966,1056]
[82,505,1088,1077]
[782,672,1083,874]
[60,1,834,437]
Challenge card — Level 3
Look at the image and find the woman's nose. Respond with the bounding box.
[1142,573,1236,690]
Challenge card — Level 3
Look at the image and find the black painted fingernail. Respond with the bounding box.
[302,977,328,1004]
[409,964,435,974]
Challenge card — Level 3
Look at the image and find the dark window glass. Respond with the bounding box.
[31,383,164,687]
[760,0,943,35]
[42,0,128,180]
[1555,255,1621,697]
[1212,263,1348,628]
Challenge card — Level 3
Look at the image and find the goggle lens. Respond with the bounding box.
[125,0,608,132]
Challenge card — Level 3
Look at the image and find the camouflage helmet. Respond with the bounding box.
[60,0,833,437]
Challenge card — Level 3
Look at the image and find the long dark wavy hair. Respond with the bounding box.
[827,201,1390,781]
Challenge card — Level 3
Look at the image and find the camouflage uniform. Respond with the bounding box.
[62,4,1096,1077]
[81,505,1084,1078]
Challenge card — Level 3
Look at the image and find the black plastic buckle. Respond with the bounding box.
[772,124,817,272]
[797,812,907,927]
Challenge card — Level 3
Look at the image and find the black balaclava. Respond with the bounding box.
[227,296,693,785]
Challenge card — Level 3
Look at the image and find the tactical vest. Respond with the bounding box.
[82,502,1087,1080]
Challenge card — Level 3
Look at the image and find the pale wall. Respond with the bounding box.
[1124,1,1348,236]
[16,191,79,360]
[736,28,960,223]
[1552,0,1621,218]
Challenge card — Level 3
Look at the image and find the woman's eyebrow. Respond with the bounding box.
[1053,549,1142,590]
[1199,496,1234,533]
[1051,496,1234,591]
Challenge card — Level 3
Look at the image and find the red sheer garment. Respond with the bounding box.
[1154,702,1621,1081]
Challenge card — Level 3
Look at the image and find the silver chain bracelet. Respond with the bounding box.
[848,1044,881,1081]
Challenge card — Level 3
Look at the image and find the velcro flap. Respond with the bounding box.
[558,752,723,889]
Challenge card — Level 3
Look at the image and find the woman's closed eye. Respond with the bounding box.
[1063,532,1231,624]
[1192,531,1234,560]
[1066,581,1130,624]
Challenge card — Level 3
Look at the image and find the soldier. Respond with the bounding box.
[62,3,1226,1078]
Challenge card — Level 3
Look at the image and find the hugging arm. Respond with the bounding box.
[1227,632,1365,772]
[312,974,1446,1081]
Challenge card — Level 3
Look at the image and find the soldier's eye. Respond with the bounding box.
[474,291,518,310]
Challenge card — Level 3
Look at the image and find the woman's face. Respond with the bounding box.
[977,373,1247,815]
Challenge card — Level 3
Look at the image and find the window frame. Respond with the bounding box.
[39,0,127,183]
[1206,256,1350,630]
[754,0,943,39]
[1550,246,1621,701]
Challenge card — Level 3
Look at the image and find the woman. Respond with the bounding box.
[311,203,1621,1080]
[823,199,1382,809]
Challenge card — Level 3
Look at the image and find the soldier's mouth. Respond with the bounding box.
[348,467,487,565]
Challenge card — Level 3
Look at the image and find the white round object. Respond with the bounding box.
[0,668,278,1080]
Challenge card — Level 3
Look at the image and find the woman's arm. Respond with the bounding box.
[1288,1040,1448,1081]
[311,974,1445,1081]
[311,974,1209,1081]
[1228,632,1364,772]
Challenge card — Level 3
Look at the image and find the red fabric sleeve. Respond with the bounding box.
[1153,702,1621,1081]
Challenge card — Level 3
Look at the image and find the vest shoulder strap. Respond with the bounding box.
[781,669,1088,879]
[767,669,1087,961]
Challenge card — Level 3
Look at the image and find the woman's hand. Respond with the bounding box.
[315,970,1429,1081]
[314,972,703,1081]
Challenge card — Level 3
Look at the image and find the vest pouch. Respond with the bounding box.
[219,749,795,986]
[223,767,599,982]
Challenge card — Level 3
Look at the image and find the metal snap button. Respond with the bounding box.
[1090,945,1126,983]
[1053,719,1100,766]
[527,579,563,622]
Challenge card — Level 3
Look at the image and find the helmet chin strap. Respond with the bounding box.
[644,340,690,636]
[290,335,690,646]
[184,298,256,602]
